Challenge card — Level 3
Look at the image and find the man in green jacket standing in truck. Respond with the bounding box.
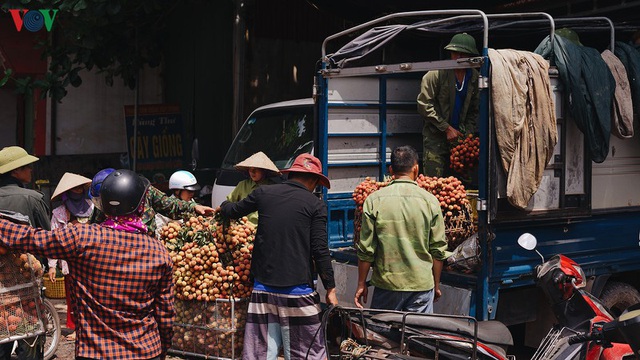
[417,33,479,177]
[354,145,448,313]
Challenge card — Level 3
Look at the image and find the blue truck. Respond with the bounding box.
[212,10,640,345]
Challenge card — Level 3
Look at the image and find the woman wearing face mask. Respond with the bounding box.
[47,172,94,341]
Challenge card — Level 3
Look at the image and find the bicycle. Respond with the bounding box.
[41,292,61,360]
[8,291,62,359]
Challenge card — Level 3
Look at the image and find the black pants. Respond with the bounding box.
[0,336,44,360]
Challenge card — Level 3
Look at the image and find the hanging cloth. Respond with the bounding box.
[489,48,558,210]
[601,49,634,139]
[535,35,614,163]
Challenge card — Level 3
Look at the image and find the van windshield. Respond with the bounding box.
[221,107,314,170]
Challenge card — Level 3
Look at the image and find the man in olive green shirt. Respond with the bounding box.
[354,146,448,313]
[417,33,479,177]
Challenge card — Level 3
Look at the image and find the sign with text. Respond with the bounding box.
[124,104,186,180]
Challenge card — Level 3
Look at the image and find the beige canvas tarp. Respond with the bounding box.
[601,49,634,139]
[489,49,558,210]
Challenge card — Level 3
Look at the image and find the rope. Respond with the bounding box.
[340,338,371,359]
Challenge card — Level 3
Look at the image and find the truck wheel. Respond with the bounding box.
[599,281,640,317]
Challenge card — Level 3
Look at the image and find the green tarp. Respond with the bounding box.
[535,35,615,163]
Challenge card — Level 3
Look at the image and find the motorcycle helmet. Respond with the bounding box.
[89,168,115,211]
[444,33,479,55]
[99,169,150,217]
[169,170,201,191]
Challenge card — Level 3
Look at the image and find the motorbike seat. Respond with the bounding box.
[370,313,514,347]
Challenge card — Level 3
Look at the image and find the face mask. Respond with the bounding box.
[67,190,85,201]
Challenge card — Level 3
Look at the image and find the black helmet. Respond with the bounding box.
[99,169,150,217]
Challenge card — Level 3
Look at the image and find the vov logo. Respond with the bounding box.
[8,9,58,32]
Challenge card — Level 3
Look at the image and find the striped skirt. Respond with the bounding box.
[242,290,326,360]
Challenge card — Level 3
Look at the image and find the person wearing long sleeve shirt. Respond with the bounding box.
[355,146,448,313]
[0,169,174,360]
[219,153,337,360]
[226,151,280,226]
[0,146,50,360]
[417,33,479,177]
[89,168,214,236]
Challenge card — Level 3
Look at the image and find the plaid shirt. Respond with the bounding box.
[0,219,175,359]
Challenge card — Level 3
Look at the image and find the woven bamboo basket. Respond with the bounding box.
[43,276,66,299]
[444,202,475,251]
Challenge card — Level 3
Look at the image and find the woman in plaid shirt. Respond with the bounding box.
[0,169,175,360]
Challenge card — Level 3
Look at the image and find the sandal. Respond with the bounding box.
[66,332,76,341]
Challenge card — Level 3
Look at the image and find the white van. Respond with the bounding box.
[210,99,314,206]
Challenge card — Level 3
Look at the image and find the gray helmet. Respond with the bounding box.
[444,33,479,55]
[99,169,150,217]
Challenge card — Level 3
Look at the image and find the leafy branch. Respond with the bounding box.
[1,0,178,101]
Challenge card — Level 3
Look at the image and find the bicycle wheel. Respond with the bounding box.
[42,299,61,360]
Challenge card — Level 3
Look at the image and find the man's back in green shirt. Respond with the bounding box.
[356,179,448,291]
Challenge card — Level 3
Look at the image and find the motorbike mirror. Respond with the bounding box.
[518,233,537,250]
[518,233,545,263]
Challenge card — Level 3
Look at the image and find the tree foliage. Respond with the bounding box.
[1,0,177,101]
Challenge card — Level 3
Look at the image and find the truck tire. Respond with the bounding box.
[599,281,640,317]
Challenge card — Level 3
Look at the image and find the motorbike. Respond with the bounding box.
[517,233,640,360]
[323,306,514,359]
[322,233,640,359]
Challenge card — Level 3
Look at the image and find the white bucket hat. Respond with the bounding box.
[234,152,280,174]
[51,172,92,202]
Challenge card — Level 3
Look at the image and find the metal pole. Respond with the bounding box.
[555,17,615,52]
[322,9,489,59]
[132,27,139,172]
[486,13,555,48]
[133,73,139,172]
[232,0,247,137]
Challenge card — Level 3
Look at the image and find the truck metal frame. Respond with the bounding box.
[211,9,640,344]
[314,9,640,331]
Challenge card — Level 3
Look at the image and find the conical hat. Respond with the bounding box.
[234,152,280,174]
[51,172,92,202]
